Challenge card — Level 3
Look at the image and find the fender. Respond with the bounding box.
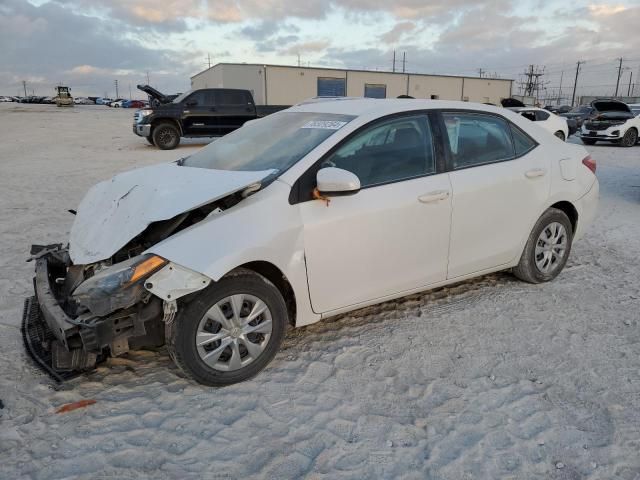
[146,180,320,327]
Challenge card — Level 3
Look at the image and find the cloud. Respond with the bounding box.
[379,21,416,44]
[280,40,330,56]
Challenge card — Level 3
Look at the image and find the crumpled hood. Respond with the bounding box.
[69,163,273,265]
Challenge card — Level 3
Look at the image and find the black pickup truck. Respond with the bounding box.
[133,85,289,149]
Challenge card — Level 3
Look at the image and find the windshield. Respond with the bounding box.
[172,91,192,103]
[182,112,355,172]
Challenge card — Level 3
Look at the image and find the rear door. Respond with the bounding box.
[215,90,256,134]
[441,111,551,278]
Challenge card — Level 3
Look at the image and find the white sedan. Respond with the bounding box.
[25,99,599,386]
[508,106,570,141]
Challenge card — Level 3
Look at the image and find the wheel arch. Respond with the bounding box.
[549,200,578,234]
[229,261,297,327]
[151,117,183,136]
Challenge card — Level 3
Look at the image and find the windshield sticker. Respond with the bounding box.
[301,120,348,130]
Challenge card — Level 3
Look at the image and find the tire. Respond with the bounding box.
[581,138,597,145]
[620,128,638,147]
[554,131,566,141]
[152,122,180,150]
[168,270,288,386]
[513,208,573,284]
[145,135,154,146]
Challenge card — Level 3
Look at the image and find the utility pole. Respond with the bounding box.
[114,79,119,99]
[392,50,396,73]
[571,61,583,107]
[557,70,564,105]
[22,80,27,97]
[129,83,132,100]
[614,57,623,97]
[297,52,301,67]
[402,51,406,73]
[628,71,633,97]
[146,71,150,85]
[207,53,211,69]
[478,68,485,78]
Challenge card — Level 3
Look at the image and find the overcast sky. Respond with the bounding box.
[1,0,639,101]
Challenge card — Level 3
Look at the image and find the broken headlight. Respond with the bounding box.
[73,254,166,316]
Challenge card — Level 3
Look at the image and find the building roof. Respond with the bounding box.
[191,62,514,83]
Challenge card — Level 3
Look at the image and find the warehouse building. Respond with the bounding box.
[191,63,514,106]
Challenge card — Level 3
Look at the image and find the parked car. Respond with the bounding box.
[560,105,594,129]
[109,99,126,108]
[0,96,13,102]
[579,99,640,146]
[23,99,599,386]
[507,106,569,140]
[123,99,146,108]
[74,97,94,105]
[95,97,113,105]
[133,85,289,149]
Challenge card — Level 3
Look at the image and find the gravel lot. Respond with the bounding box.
[0,103,639,480]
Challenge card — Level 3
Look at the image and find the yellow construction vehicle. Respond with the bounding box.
[54,85,73,107]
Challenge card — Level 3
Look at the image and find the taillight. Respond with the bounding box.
[582,155,596,174]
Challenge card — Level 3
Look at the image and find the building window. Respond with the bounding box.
[317,77,346,97]
[364,84,386,99]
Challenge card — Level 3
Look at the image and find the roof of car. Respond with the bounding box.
[288,98,509,118]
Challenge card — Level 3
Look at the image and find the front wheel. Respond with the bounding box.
[513,208,573,284]
[168,270,288,386]
[554,131,566,141]
[152,122,181,150]
[620,128,638,147]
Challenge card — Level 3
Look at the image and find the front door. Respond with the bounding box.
[182,90,217,135]
[298,114,452,313]
[441,111,551,278]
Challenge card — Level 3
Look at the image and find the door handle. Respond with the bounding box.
[418,190,450,203]
[525,168,547,178]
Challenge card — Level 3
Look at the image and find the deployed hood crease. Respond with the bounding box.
[69,163,273,265]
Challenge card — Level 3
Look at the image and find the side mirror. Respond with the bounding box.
[316,167,360,196]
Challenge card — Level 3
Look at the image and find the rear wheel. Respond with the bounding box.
[513,208,573,284]
[581,138,597,145]
[621,128,638,147]
[168,270,288,386]
[554,131,566,141]
[152,122,180,150]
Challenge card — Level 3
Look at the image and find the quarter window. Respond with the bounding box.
[324,115,435,188]
[511,124,537,156]
[535,110,550,121]
[442,113,515,169]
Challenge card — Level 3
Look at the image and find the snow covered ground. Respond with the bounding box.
[0,103,639,479]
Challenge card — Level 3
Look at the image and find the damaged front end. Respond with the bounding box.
[22,245,168,381]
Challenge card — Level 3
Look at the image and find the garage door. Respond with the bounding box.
[317,77,346,97]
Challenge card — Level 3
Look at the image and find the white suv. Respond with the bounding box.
[580,99,640,147]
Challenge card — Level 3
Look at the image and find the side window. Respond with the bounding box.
[218,90,247,105]
[185,91,205,106]
[324,115,435,188]
[203,90,216,105]
[442,112,515,169]
[535,110,550,121]
[510,124,537,156]
[520,111,536,122]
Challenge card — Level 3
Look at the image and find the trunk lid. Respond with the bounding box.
[69,163,273,264]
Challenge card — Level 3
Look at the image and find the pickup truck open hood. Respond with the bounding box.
[137,84,171,104]
[590,99,631,113]
[69,163,273,265]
